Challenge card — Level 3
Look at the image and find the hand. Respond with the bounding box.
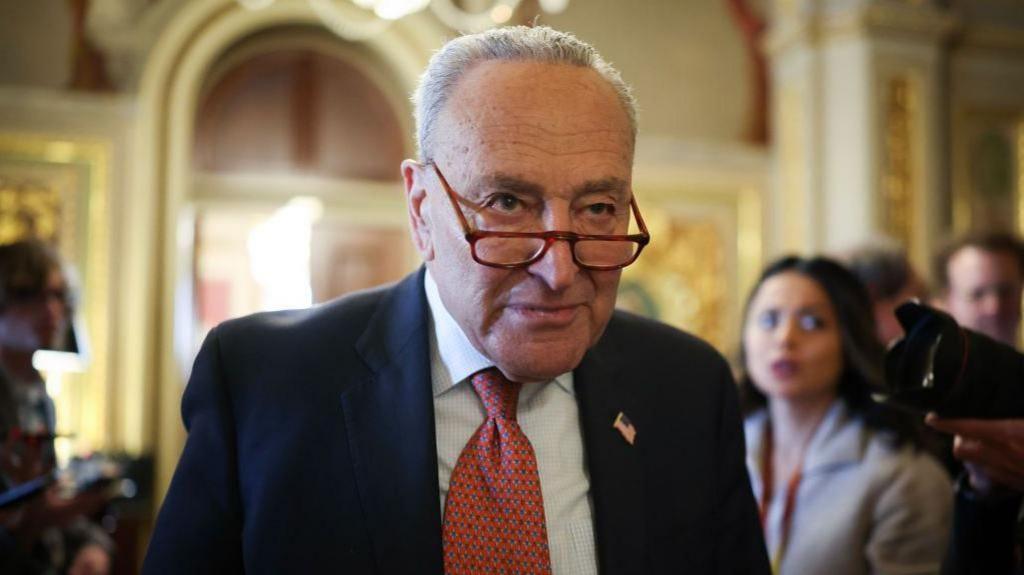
[67,542,112,575]
[926,414,1024,493]
[13,482,110,544]
[0,505,25,531]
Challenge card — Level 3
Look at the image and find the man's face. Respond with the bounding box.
[403,60,635,382]
[0,268,69,353]
[942,247,1023,345]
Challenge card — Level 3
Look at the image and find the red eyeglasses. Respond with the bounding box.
[430,163,650,271]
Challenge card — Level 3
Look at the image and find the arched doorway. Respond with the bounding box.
[191,27,417,336]
[132,0,444,504]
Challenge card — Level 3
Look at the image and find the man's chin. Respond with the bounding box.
[492,347,587,383]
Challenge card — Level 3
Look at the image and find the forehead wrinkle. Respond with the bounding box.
[466,172,629,204]
[576,177,628,199]
[478,125,633,158]
[468,173,544,199]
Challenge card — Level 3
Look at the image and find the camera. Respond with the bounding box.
[883,301,1024,418]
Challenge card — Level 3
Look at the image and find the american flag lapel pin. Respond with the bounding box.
[613,412,636,445]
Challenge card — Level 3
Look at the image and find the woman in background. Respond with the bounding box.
[739,256,951,575]
[0,239,111,575]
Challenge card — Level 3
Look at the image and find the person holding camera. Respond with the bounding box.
[927,414,1023,574]
[739,256,952,575]
[926,232,1024,574]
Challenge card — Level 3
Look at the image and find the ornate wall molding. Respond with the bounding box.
[767,1,957,56]
[631,137,766,353]
[880,75,918,254]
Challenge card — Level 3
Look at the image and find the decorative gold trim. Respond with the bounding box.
[623,176,762,354]
[0,134,111,452]
[881,76,917,253]
[952,106,972,235]
[1018,121,1024,237]
[952,107,1024,234]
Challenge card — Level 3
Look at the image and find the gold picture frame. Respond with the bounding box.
[621,173,762,354]
[952,109,1024,236]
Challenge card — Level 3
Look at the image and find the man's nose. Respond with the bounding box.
[528,238,578,291]
[979,292,1003,316]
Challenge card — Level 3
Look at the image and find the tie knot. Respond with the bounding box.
[470,368,522,421]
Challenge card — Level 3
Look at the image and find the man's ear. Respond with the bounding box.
[402,159,435,261]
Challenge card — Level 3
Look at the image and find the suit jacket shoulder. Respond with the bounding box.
[145,270,437,575]
[600,309,731,379]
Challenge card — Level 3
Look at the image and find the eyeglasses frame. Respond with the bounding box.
[429,162,651,271]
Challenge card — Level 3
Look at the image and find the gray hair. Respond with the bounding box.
[412,25,638,162]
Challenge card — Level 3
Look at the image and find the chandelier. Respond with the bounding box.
[236,0,570,40]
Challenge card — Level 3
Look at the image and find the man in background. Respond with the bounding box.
[934,232,1024,347]
[842,237,927,346]
[928,232,1024,574]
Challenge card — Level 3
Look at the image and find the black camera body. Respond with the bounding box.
[884,302,1024,418]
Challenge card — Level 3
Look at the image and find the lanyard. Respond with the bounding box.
[758,420,805,574]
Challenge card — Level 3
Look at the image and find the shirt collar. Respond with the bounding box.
[423,269,574,397]
[802,400,867,472]
[746,400,867,476]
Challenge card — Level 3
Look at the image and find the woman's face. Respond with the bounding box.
[743,271,844,405]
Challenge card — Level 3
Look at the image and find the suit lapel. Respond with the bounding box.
[575,330,648,574]
[340,269,444,574]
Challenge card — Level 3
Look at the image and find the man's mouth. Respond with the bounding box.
[507,303,582,325]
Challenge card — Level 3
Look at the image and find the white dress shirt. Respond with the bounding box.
[425,270,598,574]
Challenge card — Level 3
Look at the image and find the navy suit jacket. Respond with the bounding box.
[143,269,769,574]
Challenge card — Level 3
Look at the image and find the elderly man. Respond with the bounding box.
[143,26,768,574]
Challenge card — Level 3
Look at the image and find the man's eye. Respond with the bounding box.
[485,194,524,212]
[584,203,616,217]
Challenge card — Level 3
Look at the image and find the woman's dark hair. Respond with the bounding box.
[738,255,920,447]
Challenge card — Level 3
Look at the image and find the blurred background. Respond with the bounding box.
[0,0,1022,570]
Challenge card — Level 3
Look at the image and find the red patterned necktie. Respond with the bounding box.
[442,368,552,574]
